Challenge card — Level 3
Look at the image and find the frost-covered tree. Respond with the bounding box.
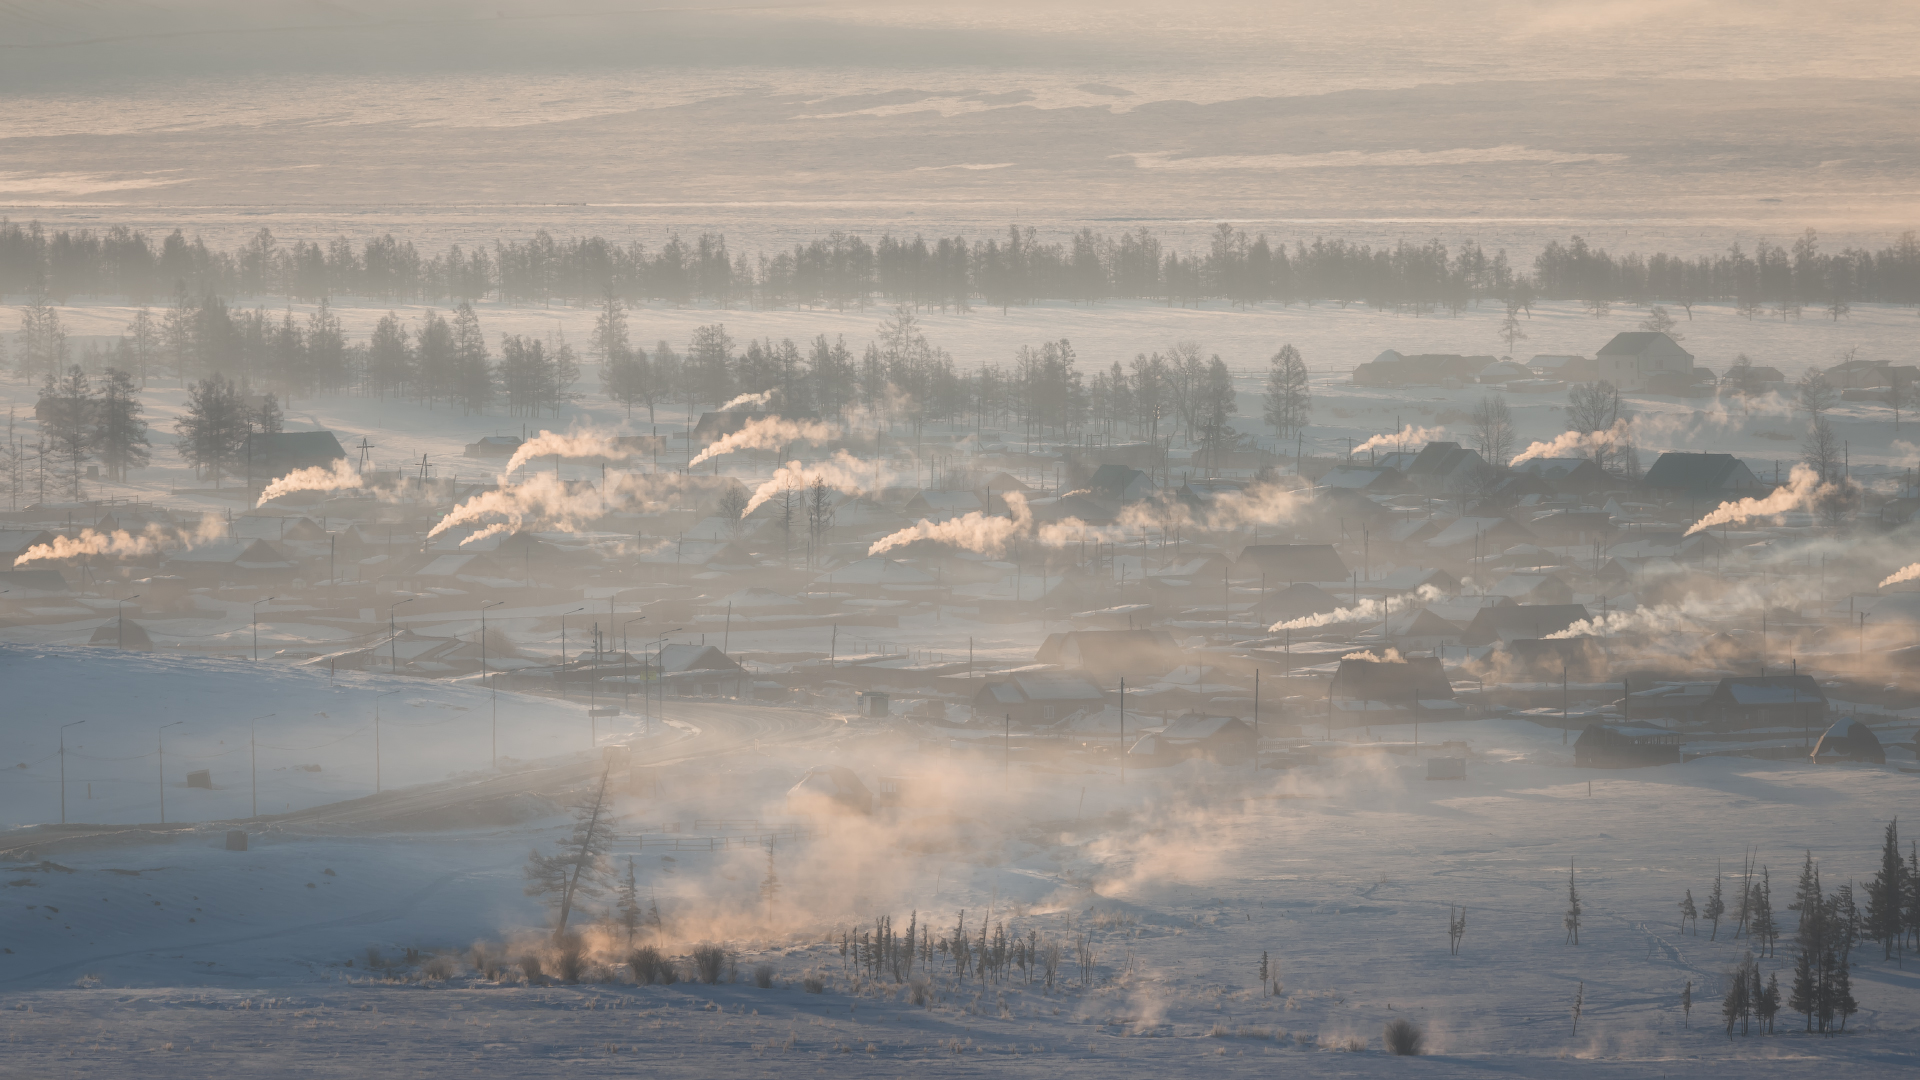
[1705,867,1727,941]
[523,767,619,938]
[95,367,150,482]
[1564,861,1583,945]
[1865,818,1905,959]
[1680,889,1698,935]
[1261,343,1310,439]
[615,856,643,946]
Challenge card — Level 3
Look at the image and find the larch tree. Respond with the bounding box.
[1564,860,1583,945]
[522,766,619,939]
[1261,343,1310,439]
[40,366,92,499]
[1864,818,1905,960]
[1705,866,1727,940]
[615,856,643,946]
[1679,889,1698,934]
[95,367,150,482]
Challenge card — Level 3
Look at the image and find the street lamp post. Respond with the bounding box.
[389,597,417,673]
[559,607,584,700]
[117,594,140,650]
[622,617,647,708]
[480,600,506,769]
[59,720,84,824]
[653,629,682,732]
[157,721,183,824]
[252,596,276,661]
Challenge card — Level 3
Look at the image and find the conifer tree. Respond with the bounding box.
[1682,980,1692,1027]
[522,766,619,938]
[1866,819,1904,960]
[175,372,249,487]
[1788,852,1822,1031]
[1680,889,1698,935]
[1564,860,1582,945]
[40,366,92,499]
[1750,867,1779,958]
[1261,343,1310,439]
[95,367,150,482]
[615,856,643,946]
[1759,972,1780,1033]
[449,302,492,415]
[1722,954,1752,1034]
[1705,866,1727,941]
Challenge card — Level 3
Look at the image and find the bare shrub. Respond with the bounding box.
[692,944,727,985]
[519,954,545,983]
[1383,1018,1423,1055]
[658,959,678,984]
[1345,1035,1367,1053]
[752,963,775,989]
[907,975,930,1006]
[364,947,384,970]
[802,972,826,994]
[554,934,587,984]
[422,953,458,980]
[628,946,665,985]
[471,942,503,980]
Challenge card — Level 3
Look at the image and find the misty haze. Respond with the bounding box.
[2,1,1919,1075]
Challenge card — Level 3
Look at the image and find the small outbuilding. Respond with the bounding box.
[1810,718,1886,764]
[1574,722,1683,768]
[88,617,154,651]
[786,765,873,815]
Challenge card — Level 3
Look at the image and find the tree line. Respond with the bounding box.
[6,218,1917,313]
[15,295,1309,461]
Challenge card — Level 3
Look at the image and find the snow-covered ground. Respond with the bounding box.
[2,644,1916,1075]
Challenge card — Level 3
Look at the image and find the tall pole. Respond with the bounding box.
[1119,676,1126,786]
[59,720,84,825]
[559,606,584,700]
[1253,669,1260,773]
[1004,712,1011,792]
[389,597,416,673]
[158,721,183,824]
[481,600,504,770]
[253,596,275,662]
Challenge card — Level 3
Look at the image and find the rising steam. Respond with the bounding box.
[688,416,839,467]
[1510,420,1632,466]
[868,492,1032,557]
[257,458,364,505]
[1880,563,1920,589]
[1352,424,1445,456]
[504,430,628,476]
[1269,585,1443,632]
[429,472,613,543]
[1685,464,1827,535]
[717,389,776,411]
[13,517,228,567]
[741,451,901,516]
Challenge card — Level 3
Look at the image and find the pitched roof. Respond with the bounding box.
[1597,331,1691,357]
[1235,544,1349,583]
[1640,453,1761,495]
[1463,604,1592,644]
[1708,674,1825,706]
[1329,656,1454,702]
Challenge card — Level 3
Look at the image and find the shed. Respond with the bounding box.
[242,431,349,482]
[1251,582,1342,625]
[1463,604,1592,646]
[1033,629,1181,679]
[1235,544,1349,584]
[1697,675,1825,732]
[1490,573,1575,606]
[786,765,873,815]
[1594,331,1694,390]
[1574,722,1683,768]
[88,617,154,651]
[1086,464,1155,504]
[1810,718,1886,764]
[1155,713,1257,761]
[1329,657,1456,719]
[465,434,524,458]
[1639,453,1763,500]
[972,672,1108,728]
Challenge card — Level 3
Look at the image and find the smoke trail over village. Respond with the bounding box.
[1686,463,1832,535]
[687,416,838,467]
[1352,424,1445,456]
[1881,562,1920,588]
[741,451,901,516]
[1269,585,1444,632]
[1510,420,1632,466]
[716,389,776,411]
[502,430,628,476]
[256,458,364,504]
[869,491,1032,557]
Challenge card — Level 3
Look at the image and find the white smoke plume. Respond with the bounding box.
[503,430,629,476]
[688,415,839,467]
[13,516,228,567]
[1685,463,1826,535]
[1269,584,1443,632]
[1510,420,1632,466]
[257,458,363,505]
[868,492,1032,557]
[1881,563,1920,589]
[717,389,776,412]
[1545,604,1699,639]
[741,451,902,516]
[1342,646,1408,663]
[428,472,615,544]
[14,528,162,566]
[1352,425,1444,456]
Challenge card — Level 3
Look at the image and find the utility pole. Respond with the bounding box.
[1004,712,1011,792]
[252,596,275,661]
[481,600,505,769]
[1118,677,1126,786]
[248,713,274,818]
[1252,669,1260,773]
[59,720,84,824]
[118,593,140,650]
[389,596,417,673]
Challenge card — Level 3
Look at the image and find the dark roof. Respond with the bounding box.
[1034,630,1179,673]
[1087,463,1148,500]
[1703,675,1826,707]
[1330,656,1454,702]
[1640,453,1761,496]
[1406,442,1465,476]
[1597,331,1690,357]
[244,430,348,463]
[1235,544,1349,583]
[1463,604,1592,645]
[0,568,70,594]
[1252,581,1341,620]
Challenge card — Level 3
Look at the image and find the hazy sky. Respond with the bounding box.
[3,1,1916,251]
